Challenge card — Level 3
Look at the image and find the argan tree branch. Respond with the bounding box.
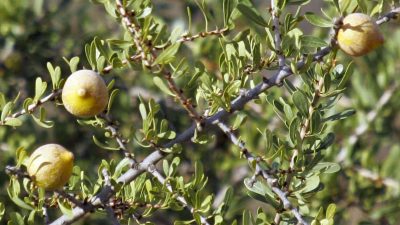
[102,169,121,225]
[4,89,62,122]
[148,167,211,225]
[215,120,309,225]
[270,0,285,67]
[114,0,203,126]
[177,27,229,43]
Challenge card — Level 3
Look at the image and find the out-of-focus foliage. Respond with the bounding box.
[0,0,400,225]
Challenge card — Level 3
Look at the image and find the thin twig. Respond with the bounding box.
[114,0,203,126]
[177,27,229,43]
[101,113,136,159]
[56,191,86,209]
[103,53,142,74]
[43,206,50,225]
[5,165,30,178]
[4,89,62,121]
[115,0,150,67]
[376,7,400,25]
[102,169,121,225]
[270,0,285,67]
[215,121,309,225]
[148,167,211,225]
[336,83,398,162]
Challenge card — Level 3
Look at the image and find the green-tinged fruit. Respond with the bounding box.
[62,69,109,117]
[27,144,74,191]
[337,13,384,57]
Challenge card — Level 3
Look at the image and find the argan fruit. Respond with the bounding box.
[337,13,384,56]
[27,144,74,191]
[62,70,109,117]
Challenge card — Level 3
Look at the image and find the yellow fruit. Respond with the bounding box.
[337,13,384,57]
[27,144,74,191]
[62,70,109,117]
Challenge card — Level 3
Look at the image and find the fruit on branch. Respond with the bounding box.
[62,69,109,117]
[337,13,384,56]
[27,144,74,191]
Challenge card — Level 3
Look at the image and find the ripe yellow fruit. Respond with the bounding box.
[337,13,384,57]
[62,70,109,117]
[27,144,74,191]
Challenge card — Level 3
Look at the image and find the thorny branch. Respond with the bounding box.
[177,27,229,43]
[3,89,62,123]
[101,113,136,159]
[215,121,309,225]
[102,169,121,225]
[270,0,286,67]
[148,167,211,225]
[114,0,203,126]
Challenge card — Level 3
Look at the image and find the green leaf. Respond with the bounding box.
[113,158,131,179]
[27,211,36,225]
[304,13,332,28]
[34,77,47,102]
[7,179,34,210]
[237,3,268,27]
[69,57,80,73]
[326,204,336,219]
[107,89,119,113]
[0,202,4,221]
[300,175,320,193]
[232,113,247,130]
[4,118,22,127]
[31,108,54,128]
[9,212,24,225]
[338,62,354,89]
[157,130,176,139]
[293,91,309,117]
[153,43,181,66]
[1,102,14,122]
[300,35,327,49]
[244,178,279,208]
[92,135,120,151]
[97,55,106,72]
[312,162,341,174]
[57,200,73,219]
[153,77,175,96]
[323,109,356,122]
[223,0,236,26]
[317,133,335,150]
[48,62,62,89]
